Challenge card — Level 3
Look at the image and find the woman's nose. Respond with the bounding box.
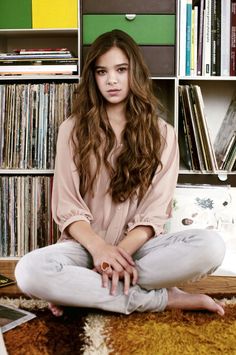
[106,74,118,85]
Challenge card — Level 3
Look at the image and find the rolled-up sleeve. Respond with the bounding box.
[52,118,93,234]
[126,122,179,236]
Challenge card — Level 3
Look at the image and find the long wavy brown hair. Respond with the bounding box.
[71,29,164,203]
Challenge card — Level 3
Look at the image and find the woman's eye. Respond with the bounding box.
[118,67,127,73]
[96,70,106,75]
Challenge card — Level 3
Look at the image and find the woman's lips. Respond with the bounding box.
[107,89,121,95]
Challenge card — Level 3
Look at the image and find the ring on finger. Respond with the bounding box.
[101,261,111,272]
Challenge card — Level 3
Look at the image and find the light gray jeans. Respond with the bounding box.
[15,229,225,314]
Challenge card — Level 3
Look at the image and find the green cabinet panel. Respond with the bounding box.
[83,15,175,45]
[0,0,32,29]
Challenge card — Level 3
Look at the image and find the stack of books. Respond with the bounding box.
[179,0,236,76]
[0,48,78,75]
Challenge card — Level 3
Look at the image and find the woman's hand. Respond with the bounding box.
[92,241,135,275]
[101,267,138,296]
[91,240,138,295]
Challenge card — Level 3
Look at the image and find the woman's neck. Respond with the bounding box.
[106,103,126,124]
[106,103,126,143]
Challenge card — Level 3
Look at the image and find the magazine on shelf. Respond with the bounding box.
[165,184,236,276]
[0,274,15,288]
[179,85,201,170]
[214,90,236,168]
[191,85,218,172]
[0,304,36,333]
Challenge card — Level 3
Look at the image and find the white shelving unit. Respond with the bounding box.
[0,0,235,262]
[176,0,236,184]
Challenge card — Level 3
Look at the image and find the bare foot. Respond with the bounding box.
[48,302,64,317]
[166,287,225,316]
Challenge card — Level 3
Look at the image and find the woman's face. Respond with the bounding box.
[94,46,130,107]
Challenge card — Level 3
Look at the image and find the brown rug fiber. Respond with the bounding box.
[4,308,87,355]
[2,298,236,354]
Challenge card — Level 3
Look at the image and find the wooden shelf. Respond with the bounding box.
[0,29,78,37]
[178,76,236,81]
[0,75,79,81]
[0,169,54,175]
[178,173,236,187]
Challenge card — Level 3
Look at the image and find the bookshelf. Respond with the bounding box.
[0,0,235,265]
[176,0,236,185]
[0,0,80,260]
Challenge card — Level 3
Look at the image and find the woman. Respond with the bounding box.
[15,30,225,316]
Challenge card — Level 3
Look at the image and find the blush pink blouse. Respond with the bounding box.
[52,116,179,245]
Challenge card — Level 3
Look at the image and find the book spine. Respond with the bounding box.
[215,0,221,75]
[211,0,217,75]
[191,9,195,75]
[178,86,194,169]
[15,47,70,53]
[185,85,206,171]
[193,85,218,171]
[193,6,199,76]
[179,0,187,76]
[203,0,212,76]
[221,0,231,76]
[220,132,236,169]
[197,0,205,75]
[186,0,192,76]
[181,85,201,170]
[179,86,196,169]
[230,0,236,76]
[225,143,236,171]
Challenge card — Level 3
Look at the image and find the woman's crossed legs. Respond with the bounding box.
[15,229,226,316]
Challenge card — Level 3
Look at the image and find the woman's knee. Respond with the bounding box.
[15,250,46,296]
[196,229,226,269]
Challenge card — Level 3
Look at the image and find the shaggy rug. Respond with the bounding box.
[1,298,236,354]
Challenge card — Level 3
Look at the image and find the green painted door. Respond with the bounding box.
[83,15,175,45]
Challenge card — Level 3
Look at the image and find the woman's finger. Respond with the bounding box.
[132,267,138,285]
[123,271,131,295]
[101,272,109,289]
[118,247,135,266]
[110,271,119,296]
[110,259,125,274]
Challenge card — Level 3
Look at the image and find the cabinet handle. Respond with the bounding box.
[217,173,228,181]
[125,14,136,21]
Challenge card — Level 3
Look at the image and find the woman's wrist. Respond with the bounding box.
[86,237,106,256]
[67,220,106,255]
[118,226,154,255]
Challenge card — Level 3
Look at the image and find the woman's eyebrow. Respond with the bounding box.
[115,63,129,68]
[95,63,129,69]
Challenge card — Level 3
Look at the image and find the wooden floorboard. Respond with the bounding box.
[1,260,236,298]
[0,260,21,296]
[181,276,236,298]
